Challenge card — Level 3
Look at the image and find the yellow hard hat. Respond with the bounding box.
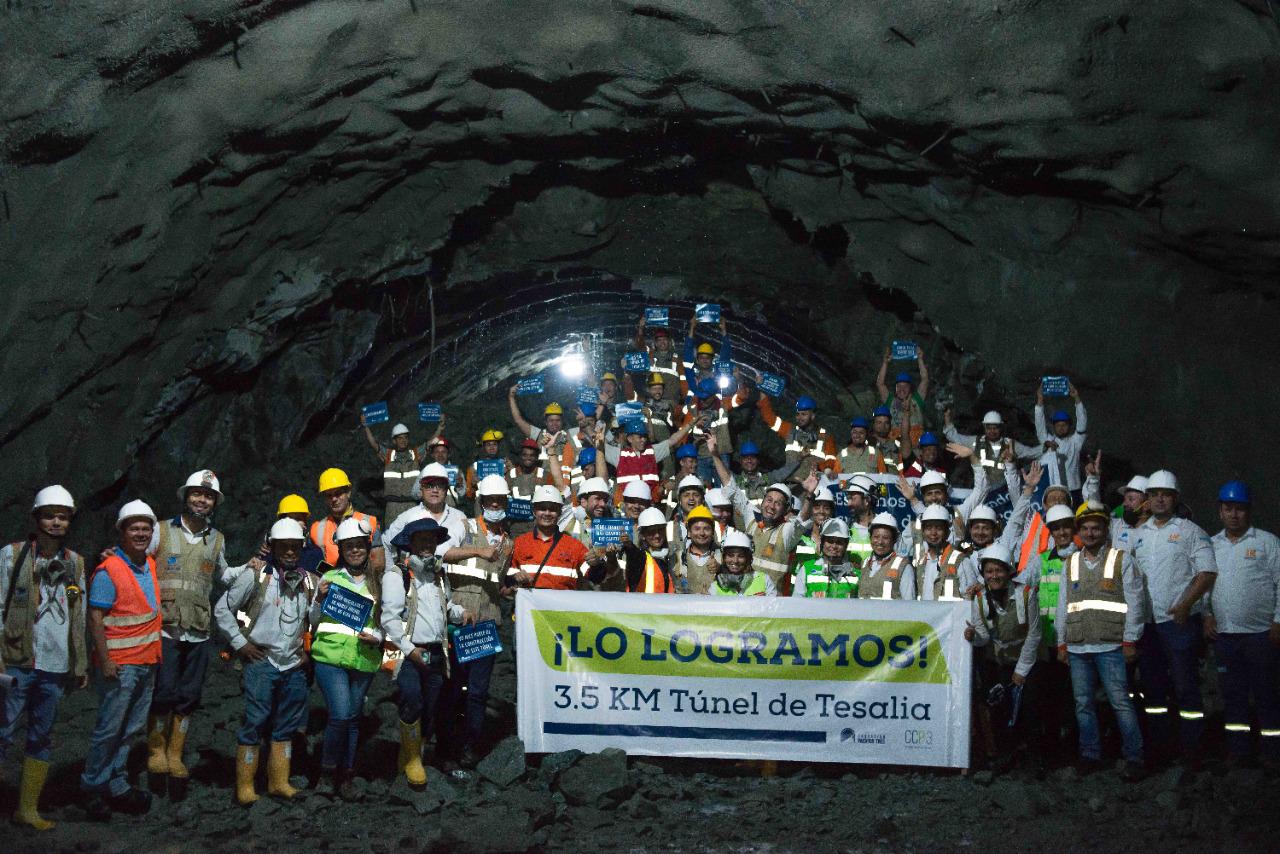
[544,403,563,416]
[601,372,619,383]
[277,494,310,517]
[647,372,665,386]
[318,468,352,493]
[685,505,715,524]
[1074,501,1109,523]
[480,429,505,443]
[696,343,715,355]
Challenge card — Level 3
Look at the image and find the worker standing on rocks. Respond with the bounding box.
[81,500,163,822]
[382,518,475,785]
[145,469,231,801]
[215,518,315,805]
[792,519,861,598]
[876,347,930,446]
[1205,481,1280,767]
[857,513,916,600]
[310,518,384,800]
[1129,470,1217,768]
[311,468,381,567]
[1055,502,1146,780]
[1,486,87,831]
[1025,503,1081,764]
[507,486,591,591]
[363,415,441,523]
[1033,384,1088,503]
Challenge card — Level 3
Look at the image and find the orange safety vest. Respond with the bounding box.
[1017,511,1051,574]
[628,552,674,594]
[310,511,380,566]
[94,553,162,666]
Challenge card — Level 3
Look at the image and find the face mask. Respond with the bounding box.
[828,562,852,581]
[649,547,669,560]
[483,508,508,523]
[283,570,304,591]
[716,571,747,592]
[409,554,443,577]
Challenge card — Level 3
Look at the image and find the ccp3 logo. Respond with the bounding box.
[904,729,933,746]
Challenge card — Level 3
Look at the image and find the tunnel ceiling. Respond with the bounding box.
[2,1,1280,535]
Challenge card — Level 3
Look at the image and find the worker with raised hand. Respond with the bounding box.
[868,406,904,473]
[1033,383,1088,502]
[381,462,468,563]
[712,531,776,596]
[1081,454,1147,551]
[857,513,916,600]
[601,415,693,504]
[1,486,87,830]
[733,440,768,511]
[896,447,989,552]
[363,413,441,523]
[912,504,967,601]
[1129,470,1217,767]
[508,386,576,479]
[682,312,731,394]
[466,428,509,503]
[876,346,930,446]
[943,408,1039,486]
[1205,481,1280,767]
[680,377,737,484]
[81,500,163,822]
[145,469,231,802]
[215,519,315,805]
[634,311,684,404]
[1055,502,1146,781]
[753,393,838,486]
[715,450,813,593]
[672,506,720,594]
[312,467,381,566]
[956,461,1043,592]
[607,508,680,593]
[793,519,861,599]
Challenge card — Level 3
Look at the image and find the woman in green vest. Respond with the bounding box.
[309,517,384,798]
[711,531,775,596]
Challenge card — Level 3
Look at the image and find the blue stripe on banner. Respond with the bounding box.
[543,722,826,743]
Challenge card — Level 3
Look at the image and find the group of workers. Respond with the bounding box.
[1,309,1276,830]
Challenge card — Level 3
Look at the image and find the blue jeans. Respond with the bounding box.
[237,660,309,746]
[441,651,496,751]
[152,637,211,716]
[1216,631,1280,759]
[1138,617,1205,756]
[0,667,67,761]
[396,649,446,730]
[1069,648,1144,763]
[313,662,373,771]
[81,664,155,796]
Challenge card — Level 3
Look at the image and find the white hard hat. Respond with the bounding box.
[391,423,410,437]
[335,516,372,542]
[981,411,1003,425]
[178,469,222,502]
[978,543,1013,569]
[1121,475,1149,495]
[419,462,451,482]
[820,518,850,540]
[705,487,731,508]
[269,518,306,542]
[722,530,753,552]
[765,482,792,500]
[813,485,839,504]
[1147,470,1179,492]
[577,476,610,498]
[622,481,653,502]
[532,484,564,506]
[869,512,899,533]
[32,485,75,513]
[1045,505,1076,526]
[476,474,510,498]
[846,474,876,496]
[918,471,948,492]
[116,500,157,530]
[638,507,667,529]
[920,504,952,524]
[968,505,999,525]
[677,475,705,494]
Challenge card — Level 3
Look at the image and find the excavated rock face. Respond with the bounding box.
[2,1,1278,540]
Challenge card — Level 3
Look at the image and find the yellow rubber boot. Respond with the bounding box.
[235,745,260,805]
[14,758,55,831]
[398,720,427,786]
[167,713,191,779]
[146,714,170,775]
[267,741,298,799]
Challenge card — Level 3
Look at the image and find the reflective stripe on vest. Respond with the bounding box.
[630,553,673,594]
[1018,512,1051,573]
[751,523,789,576]
[95,554,162,665]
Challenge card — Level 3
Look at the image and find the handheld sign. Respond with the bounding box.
[444,464,460,488]
[695,303,721,324]
[321,585,373,632]
[516,375,545,396]
[417,402,442,423]
[623,351,651,373]
[758,372,786,397]
[575,385,599,407]
[361,401,390,426]
[591,518,634,547]
[644,307,669,327]
[614,401,643,421]
[891,340,918,361]
[1041,375,1070,397]
[451,620,503,663]
[476,458,506,479]
[507,499,533,522]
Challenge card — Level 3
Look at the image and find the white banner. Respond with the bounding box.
[516,590,971,767]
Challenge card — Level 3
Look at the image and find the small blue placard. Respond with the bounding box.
[1041,375,1070,397]
[417,402,442,423]
[623,351,650,373]
[758,372,786,397]
[591,517,634,547]
[321,584,373,632]
[695,303,721,324]
[444,464,459,488]
[714,357,734,376]
[614,401,643,421]
[891,340,918,361]
[507,498,533,521]
[362,401,390,426]
[476,458,505,479]
[451,620,503,664]
[576,385,599,406]
[644,307,669,327]
[516,375,545,395]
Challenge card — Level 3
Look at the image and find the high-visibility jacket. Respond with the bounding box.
[1062,547,1128,646]
[311,567,382,673]
[711,572,769,596]
[912,543,966,601]
[509,531,590,591]
[857,554,908,600]
[155,520,225,634]
[311,511,380,566]
[871,439,903,474]
[794,557,858,598]
[838,444,876,475]
[682,403,732,458]
[645,347,684,403]
[848,523,874,569]
[974,436,1010,481]
[382,448,423,501]
[1017,511,1051,574]
[506,465,547,501]
[628,552,675,594]
[1035,548,1066,647]
[974,585,1034,667]
[445,517,508,624]
[750,521,792,586]
[615,446,661,503]
[755,395,838,481]
[94,553,162,666]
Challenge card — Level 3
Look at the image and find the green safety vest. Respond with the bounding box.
[711,572,769,596]
[848,524,873,569]
[311,568,383,673]
[1037,549,1064,648]
[794,557,858,598]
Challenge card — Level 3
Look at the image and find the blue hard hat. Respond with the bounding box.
[1050,409,1071,423]
[675,443,698,460]
[1218,480,1252,505]
[872,406,891,418]
[918,431,940,448]
[625,421,647,436]
[795,395,817,412]
[694,378,718,400]
[739,441,760,457]
[849,416,869,429]
[391,517,446,550]
[894,372,912,384]
[581,402,597,418]
[577,447,597,466]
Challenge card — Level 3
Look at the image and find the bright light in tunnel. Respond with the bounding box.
[718,375,730,390]
[560,352,587,380]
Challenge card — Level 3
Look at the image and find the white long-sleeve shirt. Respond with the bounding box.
[382,504,468,558]
[1033,402,1088,490]
[1129,516,1217,624]
[1208,527,1280,634]
[214,564,310,671]
[380,568,465,655]
[1055,547,1146,653]
[971,580,1042,678]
